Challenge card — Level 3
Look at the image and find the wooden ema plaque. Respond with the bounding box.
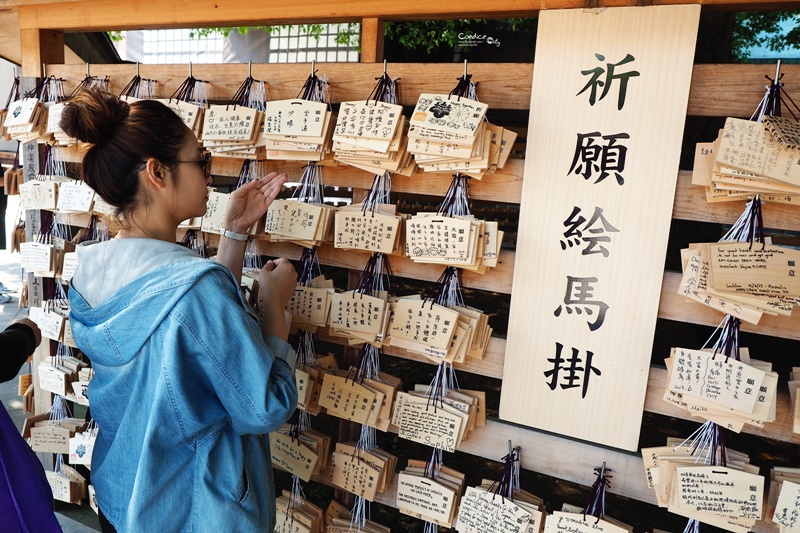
[500,5,701,450]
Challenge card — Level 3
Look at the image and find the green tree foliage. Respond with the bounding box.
[107,14,797,61]
[732,12,800,61]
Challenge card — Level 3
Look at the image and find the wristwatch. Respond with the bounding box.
[220,227,249,242]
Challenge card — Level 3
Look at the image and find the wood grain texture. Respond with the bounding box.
[359,18,385,63]
[500,5,700,451]
[39,63,800,117]
[16,0,800,32]
[20,28,63,77]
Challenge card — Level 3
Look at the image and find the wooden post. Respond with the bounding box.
[360,18,385,63]
[20,28,65,78]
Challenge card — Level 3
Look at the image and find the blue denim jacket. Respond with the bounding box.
[68,239,297,532]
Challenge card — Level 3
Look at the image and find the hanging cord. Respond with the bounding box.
[297,70,330,106]
[119,72,158,100]
[751,72,800,122]
[3,75,20,110]
[228,73,268,112]
[291,162,324,204]
[489,444,521,501]
[41,144,68,177]
[583,462,612,523]
[361,172,392,216]
[296,246,321,287]
[350,496,371,532]
[293,328,317,367]
[424,361,461,412]
[431,266,465,310]
[449,72,479,102]
[39,76,66,105]
[68,73,109,98]
[354,252,395,298]
[169,74,209,108]
[437,174,472,218]
[420,448,444,533]
[366,69,400,106]
[720,196,765,250]
[701,314,742,363]
[677,420,729,467]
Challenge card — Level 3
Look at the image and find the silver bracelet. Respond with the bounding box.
[220,227,249,242]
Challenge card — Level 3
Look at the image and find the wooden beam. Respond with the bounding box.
[17,0,800,32]
[359,17,385,63]
[20,28,64,77]
[43,62,800,117]
[318,330,800,446]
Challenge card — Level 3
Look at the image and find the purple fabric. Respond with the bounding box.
[0,403,62,532]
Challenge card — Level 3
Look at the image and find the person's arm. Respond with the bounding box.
[216,172,287,284]
[1,318,41,383]
[177,269,298,435]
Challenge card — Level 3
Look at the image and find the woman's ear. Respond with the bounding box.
[144,158,169,190]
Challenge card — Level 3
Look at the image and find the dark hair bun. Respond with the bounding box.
[60,88,130,144]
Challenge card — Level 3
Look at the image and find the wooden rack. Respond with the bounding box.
[16,1,800,531]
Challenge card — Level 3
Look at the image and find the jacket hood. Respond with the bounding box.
[68,239,223,366]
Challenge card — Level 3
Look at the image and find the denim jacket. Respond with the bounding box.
[68,239,297,532]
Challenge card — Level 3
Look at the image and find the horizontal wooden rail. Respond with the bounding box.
[316,325,800,445]
[57,143,800,232]
[44,63,800,117]
[19,0,800,33]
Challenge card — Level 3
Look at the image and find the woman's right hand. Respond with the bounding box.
[258,258,297,308]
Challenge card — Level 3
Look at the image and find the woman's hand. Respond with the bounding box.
[259,258,298,308]
[223,172,287,234]
[258,258,297,340]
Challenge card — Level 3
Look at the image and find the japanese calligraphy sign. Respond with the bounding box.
[389,300,460,352]
[674,466,764,521]
[500,5,700,451]
[264,99,327,137]
[334,100,402,141]
[329,451,381,501]
[667,348,766,413]
[201,105,259,141]
[57,181,95,212]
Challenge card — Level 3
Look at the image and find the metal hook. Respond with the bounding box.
[463,59,468,79]
[42,63,46,79]
[775,59,782,83]
[86,62,90,78]
[383,59,387,76]
[248,60,252,78]
[311,60,316,76]
[599,461,606,479]
[189,62,193,78]
[136,61,140,78]
[508,439,513,457]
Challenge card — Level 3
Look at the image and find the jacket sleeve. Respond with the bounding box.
[173,268,298,436]
[0,323,36,384]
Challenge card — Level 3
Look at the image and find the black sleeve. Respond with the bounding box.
[0,323,36,383]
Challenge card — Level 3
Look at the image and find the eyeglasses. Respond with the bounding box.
[136,151,212,180]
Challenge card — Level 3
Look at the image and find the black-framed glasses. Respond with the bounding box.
[136,151,212,180]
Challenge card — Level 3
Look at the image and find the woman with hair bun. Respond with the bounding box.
[62,88,298,533]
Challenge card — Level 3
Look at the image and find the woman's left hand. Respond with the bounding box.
[223,172,287,234]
